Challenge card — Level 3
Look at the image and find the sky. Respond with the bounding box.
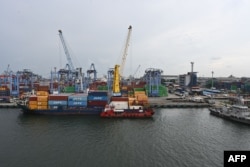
[1,0,250,78]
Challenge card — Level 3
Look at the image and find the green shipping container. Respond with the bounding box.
[145,85,168,97]
[97,85,108,90]
[231,85,237,91]
[63,86,75,93]
[133,88,145,91]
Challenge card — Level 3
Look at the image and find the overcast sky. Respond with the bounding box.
[1,0,250,78]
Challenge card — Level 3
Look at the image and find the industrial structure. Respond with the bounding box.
[57,30,84,93]
[144,68,163,96]
[179,62,198,88]
[86,63,97,88]
[0,65,41,102]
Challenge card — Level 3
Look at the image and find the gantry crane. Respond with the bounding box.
[86,63,97,87]
[87,63,97,81]
[58,30,85,92]
[58,30,75,71]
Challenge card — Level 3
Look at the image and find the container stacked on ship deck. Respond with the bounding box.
[87,91,108,108]
[37,91,48,110]
[68,94,88,107]
[28,91,48,110]
[48,94,69,109]
[28,96,37,109]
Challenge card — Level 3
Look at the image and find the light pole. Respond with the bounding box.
[211,71,214,89]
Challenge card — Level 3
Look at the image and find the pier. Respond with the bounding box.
[148,95,213,108]
[0,102,18,108]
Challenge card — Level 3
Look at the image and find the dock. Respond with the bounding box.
[0,102,18,108]
[148,95,211,108]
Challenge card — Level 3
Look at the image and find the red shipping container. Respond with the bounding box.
[111,97,128,101]
[29,96,38,101]
[38,85,49,91]
[49,94,69,101]
[87,101,107,107]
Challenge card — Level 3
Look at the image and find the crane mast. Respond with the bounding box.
[58,30,75,71]
[120,25,132,77]
[112,65,121,96]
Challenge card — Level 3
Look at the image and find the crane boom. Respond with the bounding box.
[120,25,132,77]
[58,30,75,71]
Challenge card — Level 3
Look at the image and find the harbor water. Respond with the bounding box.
[0,108,250,167]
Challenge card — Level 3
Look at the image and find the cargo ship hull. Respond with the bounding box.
[18,103,103,115]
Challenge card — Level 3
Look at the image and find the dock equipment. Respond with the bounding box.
[144,68,163,97]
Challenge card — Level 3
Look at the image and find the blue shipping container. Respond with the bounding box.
[68,101,87,106]
[48,100,68,106]
[68,96,88,101]
[87,95,108,101]
[88,91,108,96]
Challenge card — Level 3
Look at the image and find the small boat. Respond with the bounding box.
[101,64,154,118]
[100,104,154,118]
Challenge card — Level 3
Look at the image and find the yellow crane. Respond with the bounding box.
[112,25,132,96]
[112,65,121,96]
[120,25,132,77]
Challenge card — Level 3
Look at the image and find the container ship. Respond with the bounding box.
[18,91,109,115]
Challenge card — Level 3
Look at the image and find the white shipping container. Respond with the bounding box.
[110,101,128,110]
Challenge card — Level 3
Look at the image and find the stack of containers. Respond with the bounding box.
[133,88,149,106]
[28,95,38,109]
[128,97,137,106]
[48,94,69,109]
[0,86,10,102]
[36,91,48,110]
[68,94,87,107]
[28,91,48,110]
[87,91,108,108]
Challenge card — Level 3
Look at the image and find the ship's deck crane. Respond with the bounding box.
[120,25,132,77]
[58,30,75,71]
[111,25,132,96]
